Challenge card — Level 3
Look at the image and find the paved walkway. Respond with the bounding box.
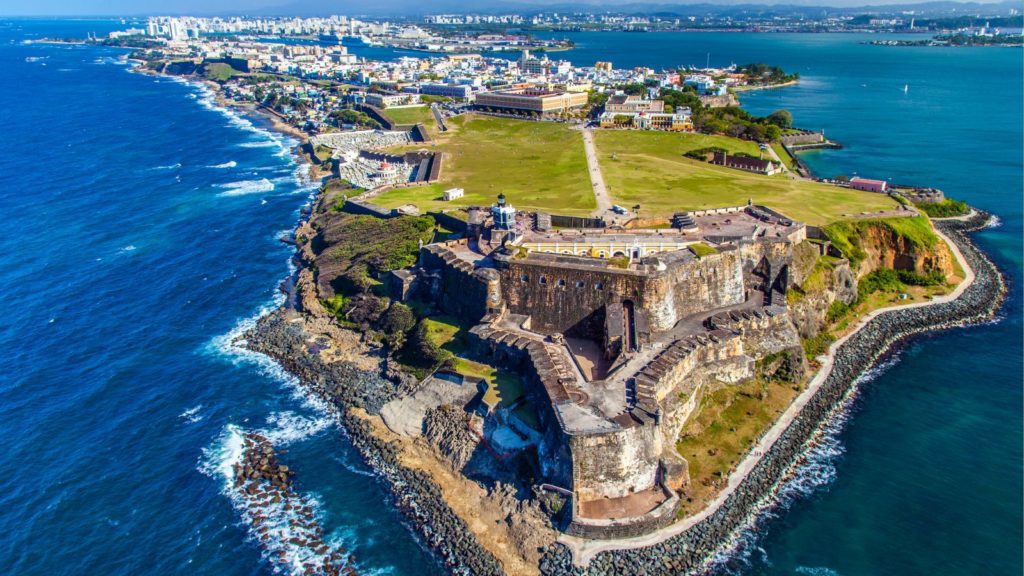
[580,127,613,217]
[559,225,977,566]
[763,144,792,176]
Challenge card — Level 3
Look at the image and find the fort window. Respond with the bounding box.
[539,276,547,285]
[521,274,529,282]
[557,279,566,287]
[575,281,584,288]
[595,282,603,290]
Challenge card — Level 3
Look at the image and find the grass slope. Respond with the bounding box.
[592,130,899,225]
[383,105,434,127]
[373,115,595,215]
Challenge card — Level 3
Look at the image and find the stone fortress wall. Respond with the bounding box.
[412,206,807,540]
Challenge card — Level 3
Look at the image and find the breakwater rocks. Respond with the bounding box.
[243,310,505,576]
[233,432,356,575]
[538,211,1005,576]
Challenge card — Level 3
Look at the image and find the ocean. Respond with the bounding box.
[0,21,1019,576]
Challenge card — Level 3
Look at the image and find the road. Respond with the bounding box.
[580,127,613,217]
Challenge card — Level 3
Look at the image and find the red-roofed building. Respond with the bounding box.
[849,177,888,193]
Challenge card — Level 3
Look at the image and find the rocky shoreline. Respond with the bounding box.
[536,211,1006,576]
[233,432,358,576]
[243,311,506,575]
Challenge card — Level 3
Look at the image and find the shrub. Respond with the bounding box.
[400,321,452,370]
[916,198,969,218]
[802,332,835,358]
[381,302,416,336]
[857,269,903,300]
[608,256,630,268]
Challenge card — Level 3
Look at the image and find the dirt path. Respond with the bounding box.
[558,224,977,566]
[580,127,613,217]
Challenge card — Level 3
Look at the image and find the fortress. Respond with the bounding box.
[393,195,809,539]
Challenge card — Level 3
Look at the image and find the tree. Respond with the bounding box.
[402,321,451,369]
[767,109,793,129]
[381,302,416,336]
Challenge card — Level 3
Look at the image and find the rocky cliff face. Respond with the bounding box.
[789,219,955,339]
[788,242,857,339]
[857,223,955,279]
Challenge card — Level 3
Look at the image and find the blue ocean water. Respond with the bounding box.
[0,22,1019,576]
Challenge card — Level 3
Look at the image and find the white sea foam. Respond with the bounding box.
[92,56,124,66]
[120,245,137,252]
[238,140,278,148]
[216,178,275,196]
[150,162,181,171]
[199,426,352,575]
[179,405,204,424]
[259,411,334,446]
[795,567,841,576]
[207,160,237,169]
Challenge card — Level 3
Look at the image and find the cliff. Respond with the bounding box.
[789,216,957,340]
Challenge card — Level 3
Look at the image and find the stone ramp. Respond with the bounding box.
[380,375,479,437]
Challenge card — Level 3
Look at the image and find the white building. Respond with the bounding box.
[443,188,465,201]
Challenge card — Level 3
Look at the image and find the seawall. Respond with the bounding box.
[538,211,1005,575]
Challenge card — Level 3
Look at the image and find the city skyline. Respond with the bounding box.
[2,0,1015,17]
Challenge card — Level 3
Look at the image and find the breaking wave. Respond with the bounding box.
[208,160,237,169]
[216,178,275,196]
[199,427,353,575]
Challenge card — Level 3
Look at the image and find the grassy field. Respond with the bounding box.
[202,62,243,82]
[592,130,900,225]
[373,115,595,215]
[676,378,800,517]
[383,105,434,127]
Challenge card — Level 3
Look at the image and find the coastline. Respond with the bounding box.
[731,79,799,92]
[539,210,1006,574]
[126,58,497,574]
[144,55,1007,576]
[172,74,510,573]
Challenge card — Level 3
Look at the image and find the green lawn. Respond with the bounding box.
[383,105,434,127]
[592,130,900,226]
[422,315,466,354]
[770,142,797,172]
[422,313,526,411]
[202,62,242,82]
[373,115,595,215]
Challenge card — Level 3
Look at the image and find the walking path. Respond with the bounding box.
[763,144,792,176]
[559,226,977,566]
[580,127,613,217]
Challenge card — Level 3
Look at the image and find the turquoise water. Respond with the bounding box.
[1,23,1020,576]
[534,32,1023,576]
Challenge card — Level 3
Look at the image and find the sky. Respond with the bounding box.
[0,0,1011,17]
